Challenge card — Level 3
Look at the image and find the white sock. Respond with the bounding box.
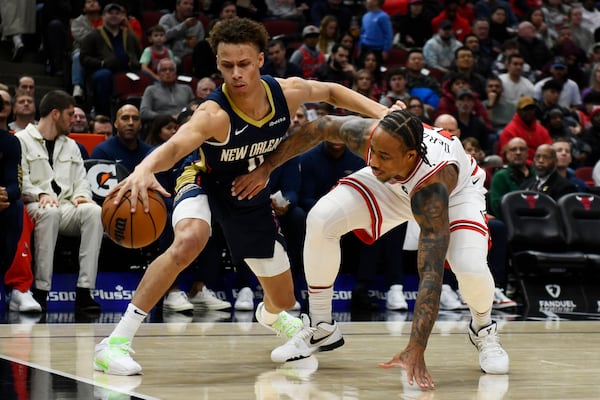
[110,303,147,341]
[470,308,492,331]
[308,286,334,325]
[12,35,23,47]
[257,302,279,325]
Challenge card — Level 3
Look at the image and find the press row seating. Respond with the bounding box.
[500,191,600,310]
[501,191,600,273]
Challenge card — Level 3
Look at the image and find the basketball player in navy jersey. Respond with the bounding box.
[232,110,510,389]
[93,17,396,376]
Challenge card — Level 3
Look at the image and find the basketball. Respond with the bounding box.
[101,189,167,249]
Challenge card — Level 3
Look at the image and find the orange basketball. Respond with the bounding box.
[101,189,167,249]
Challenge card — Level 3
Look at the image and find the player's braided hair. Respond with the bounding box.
[379,110,430,165]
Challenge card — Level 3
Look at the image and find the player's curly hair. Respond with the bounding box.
[379,110,430,165]
[208,17,268,53]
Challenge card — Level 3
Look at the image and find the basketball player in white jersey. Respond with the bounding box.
[232,110,509,389]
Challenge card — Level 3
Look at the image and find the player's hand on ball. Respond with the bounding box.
[379,343,434,390]
[109,166,170,213]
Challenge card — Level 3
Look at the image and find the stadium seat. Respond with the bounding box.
[113,72,154,105]
[427,67,445,83]
[558,192,600,266]
[198,14,211,32]
[262,19,300,40]
[501,190,588,312]
[181,54,194,75]
[500,190,587,275]
[386,48,408,68]
[574,166,594,187]
[69,133,106,155]
[142,10,165,32]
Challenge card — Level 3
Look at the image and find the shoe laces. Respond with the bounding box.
[477,334,504,356]
[289,324,317,346]
[272,313,302,338]
[169,291,189,302]
[106,338,136,357]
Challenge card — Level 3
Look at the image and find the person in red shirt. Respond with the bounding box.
[431,0,471,42]
[498,96,553,163]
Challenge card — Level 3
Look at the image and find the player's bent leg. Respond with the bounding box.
[94,218,210,376]
[447,229,509,375]
[271,193,363,363]
[132,218,210,311]
[247,243,302,339]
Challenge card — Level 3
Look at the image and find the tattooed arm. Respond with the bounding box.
[379,165,458,390]
[231,115,377,199]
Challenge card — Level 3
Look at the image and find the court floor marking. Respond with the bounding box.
[0,354,159,400]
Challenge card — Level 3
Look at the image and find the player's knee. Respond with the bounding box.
[454,271,494,312]
[306,205,338,239]
[447,246,487,275]
[170,228,208,266]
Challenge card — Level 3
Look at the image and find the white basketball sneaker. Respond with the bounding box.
[468,321,509,374]
[386,284,408,311]
[256,302,302,338]
[440,284,464,310]
[94,336,142,376]
[271,314,344,363]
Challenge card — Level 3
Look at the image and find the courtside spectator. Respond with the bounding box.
[17,90,102,313]
[90,115,113,138]
[489,137,536,218]
[71,107,89,133]
[8,92,37,132]
[1,125,42,313]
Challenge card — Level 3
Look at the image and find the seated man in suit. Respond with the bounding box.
[528,144,577,200]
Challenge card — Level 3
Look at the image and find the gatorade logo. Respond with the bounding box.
[84,160,130,203]
[87,163,119,197]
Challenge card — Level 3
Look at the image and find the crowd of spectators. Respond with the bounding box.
[3,0,600,318]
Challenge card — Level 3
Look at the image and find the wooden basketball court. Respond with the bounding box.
[1,315,599,399]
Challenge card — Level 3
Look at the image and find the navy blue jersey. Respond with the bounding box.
[203,75,290,183]
[175,75,291,262]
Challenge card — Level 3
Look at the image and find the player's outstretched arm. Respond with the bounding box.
[379,169,456,390]
[111,106,224,212]
[232,115,376,199]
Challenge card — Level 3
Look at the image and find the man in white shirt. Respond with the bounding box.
[498,53,534,105]
[16,90,102,313]
[533,56,582,109]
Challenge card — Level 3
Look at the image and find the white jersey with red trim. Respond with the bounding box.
[338,124,488,244]
[369,124,485,201]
